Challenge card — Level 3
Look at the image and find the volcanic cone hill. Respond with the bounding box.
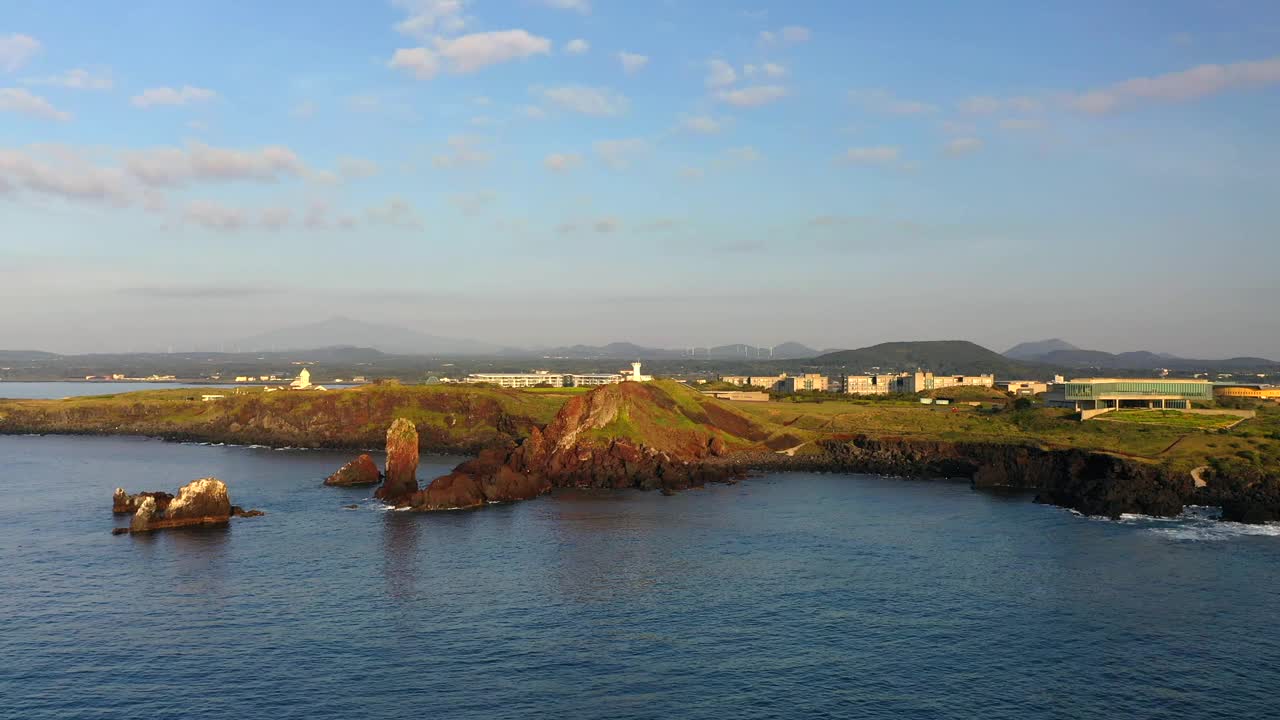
[408,380,799,510]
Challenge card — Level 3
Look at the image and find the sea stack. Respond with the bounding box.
[112,487,174,514]
[324,454,382,487]
[376,418,419,504]
[125,477,236,533]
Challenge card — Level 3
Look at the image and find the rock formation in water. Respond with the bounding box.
[116,477,262,534]
[408,381,765,511]
[112,488,174,514]
[375,418,419,504]
[324,454,382,486]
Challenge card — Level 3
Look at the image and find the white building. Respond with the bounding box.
[567,373,623,387]
[465,371,566,388]
[290,368,313,390]
[621,361,653,382]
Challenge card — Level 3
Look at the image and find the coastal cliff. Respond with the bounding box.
[0,383,561,453]
[404,380,774,510]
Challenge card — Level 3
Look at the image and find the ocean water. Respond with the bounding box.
[2,435,1278,720]
[0,381,203,399]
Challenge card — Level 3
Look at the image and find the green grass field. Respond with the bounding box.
[1098,409,1243,429]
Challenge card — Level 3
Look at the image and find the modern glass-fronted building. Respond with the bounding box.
[1048,378,1215,410]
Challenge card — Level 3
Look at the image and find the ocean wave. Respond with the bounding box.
[1149,520,1280,542]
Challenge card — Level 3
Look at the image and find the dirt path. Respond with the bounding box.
[1191,465,1210,488]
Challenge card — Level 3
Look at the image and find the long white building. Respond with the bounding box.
[464,372,565,388]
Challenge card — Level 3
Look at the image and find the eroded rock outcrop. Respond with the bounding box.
[324,454,382,487]
[409,382,756,511]
[112,488,174,514]
[816,435,1191,519]
[375,418,419,504]
[116,477,262,534]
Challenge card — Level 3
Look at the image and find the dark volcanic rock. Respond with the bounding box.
[375,418,419,504]
[112,488,173,514]
[1197,464,1280,523]
[324,454,382,487]
[818,435,1191,519]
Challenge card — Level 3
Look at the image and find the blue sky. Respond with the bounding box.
[2,0,1279,356]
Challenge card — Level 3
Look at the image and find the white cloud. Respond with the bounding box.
[944,137,983,156]
[958,95,1042,115]
[618,51,649,74]
[388,47,440,79]
[520,104,547,119]
[131,85,217,108]
[849,89,936,115]
[593,217,619,233]
[392,0,467,39]
[338,156,379,179]
[0,34,40,72]
[437,30,551,73]
[543,0,590,12]
[390,30,551,78]
[706,59,737,89]
[541,85,629,116]
[680,114,728,134]
[745,63,786,79]
[0,88,71,121]
[564,38,590,55]
[432,134,491,168]
[23,67,113,90]
[1064,56,1280,113]
[760,26,810,46]
[365,196,424,229]
[544,152,584,173]
[0,145,130,203]
[839,146,900,165]
[593,138,648,169]
[125,142,306,186]
[716,84,787,107]
[184,200,248,232]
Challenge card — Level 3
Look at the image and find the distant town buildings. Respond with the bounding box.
[997,380,1050,396]
[895,372,994,394]
[843,374,901,395]
[464,363,651,389]
[780,373,829,393]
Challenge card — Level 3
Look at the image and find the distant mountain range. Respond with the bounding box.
[235,317,822,360]
[235,316,504,356]
[1002,338,1278,372]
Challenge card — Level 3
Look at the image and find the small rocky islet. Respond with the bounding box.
[112,478,263,535]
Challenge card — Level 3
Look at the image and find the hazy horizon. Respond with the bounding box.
[3,2,1278,357]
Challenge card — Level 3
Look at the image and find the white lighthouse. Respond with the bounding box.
[624,361,653,382]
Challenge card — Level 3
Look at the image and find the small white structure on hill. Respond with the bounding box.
[623,361,653,382]
[290,368,312,390]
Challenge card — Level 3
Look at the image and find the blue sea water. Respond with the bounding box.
[0,381,203,399]
[2,434,1278,720]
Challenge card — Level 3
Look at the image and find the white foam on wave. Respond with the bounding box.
[1149,520,1280,542]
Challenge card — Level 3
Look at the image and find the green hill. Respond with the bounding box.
[812,341,1038,378]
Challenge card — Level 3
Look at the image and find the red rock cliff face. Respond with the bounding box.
[409,383,748,511]
[324,454,382,486]
[376,418,420,503]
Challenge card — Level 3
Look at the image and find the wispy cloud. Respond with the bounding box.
[0,33,40,72]
[944,137,983,156]
[131,85,217,108]
[618,51,649,74]
[839,146,901,165]
[540,85,629,116]
[593,138,648,169]
[0,88,71,121]
[716,85,787,107]
[23,67,113,90]
[849,89,936,115]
